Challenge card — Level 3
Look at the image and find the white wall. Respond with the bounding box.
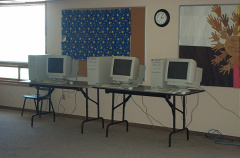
[0,0,239,137]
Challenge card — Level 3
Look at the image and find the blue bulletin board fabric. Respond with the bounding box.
[62,8,131,60]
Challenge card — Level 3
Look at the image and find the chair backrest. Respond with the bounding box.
[36,87,54,99]
[38,87,50,91]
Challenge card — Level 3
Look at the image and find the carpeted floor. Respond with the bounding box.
[0,108,240,158]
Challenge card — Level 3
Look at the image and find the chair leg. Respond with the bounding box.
[48,99,51,112]
[34,99,37,112]
[49,98,55,122]
[39,100,43,118]
[33,99,42,118]
[21,98,27,116]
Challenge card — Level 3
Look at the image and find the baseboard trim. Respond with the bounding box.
[1,105,239,142]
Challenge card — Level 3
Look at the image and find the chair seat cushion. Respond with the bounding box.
[23,94,47,99]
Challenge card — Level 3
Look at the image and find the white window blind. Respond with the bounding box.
[0,4,45,62]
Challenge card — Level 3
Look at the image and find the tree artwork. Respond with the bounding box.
[207,4,240,75]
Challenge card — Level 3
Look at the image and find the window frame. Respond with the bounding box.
[0,3,46,86]
[0,61,28,86]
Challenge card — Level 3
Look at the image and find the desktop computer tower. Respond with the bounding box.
[69,60,79,78]
[87,57,113,86]
[28,55,49,81]
[151,59,167,88]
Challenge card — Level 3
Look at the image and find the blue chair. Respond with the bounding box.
[21,87,55,121]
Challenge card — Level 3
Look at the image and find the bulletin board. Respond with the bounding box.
[62,7,145,76]
[179,4,240,88]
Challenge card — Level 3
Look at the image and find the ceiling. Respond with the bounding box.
[0,0,59,4]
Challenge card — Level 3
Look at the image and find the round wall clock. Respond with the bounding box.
[154,9,170,27]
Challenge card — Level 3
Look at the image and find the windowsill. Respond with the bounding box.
[0,80,29,87]
[0,61,29,87]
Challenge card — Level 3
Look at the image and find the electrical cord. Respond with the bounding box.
[202,87,240,120]
[186,94,200,127]
[114,94,123,114]
[70,90,77,115]
[141,96,167,127]
[206,129,240,146]
[58,89,76,114]
[70,78,78,114]
[131,96,166,128]
[200,87,240,146]
[131,97,155,128]
[58,90,66,114]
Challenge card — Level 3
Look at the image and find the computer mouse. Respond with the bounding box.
[181,91,187,94]
[128,87,133,90]
[180,89,190,94]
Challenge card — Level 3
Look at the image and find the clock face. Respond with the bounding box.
[154,9,170,27]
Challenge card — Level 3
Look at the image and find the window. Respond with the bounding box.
[0,3,45,83]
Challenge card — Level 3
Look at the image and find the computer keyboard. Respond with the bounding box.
[100,84,137,90]
[148,88,186,94]
[100,84,125,89]
[40,80,68,84]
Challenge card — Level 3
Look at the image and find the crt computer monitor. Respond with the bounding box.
[47,55,78,80]
[110,56,140,84]
[164,58,198,88]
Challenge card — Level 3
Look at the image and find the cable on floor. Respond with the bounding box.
[206,129,240,147]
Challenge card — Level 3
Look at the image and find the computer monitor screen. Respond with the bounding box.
[167,62,188,80]
[110,56,140,84]
[165,58,197,88]
[48,58,64,73]
[47,55,78,80]
[112,59,132,76]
